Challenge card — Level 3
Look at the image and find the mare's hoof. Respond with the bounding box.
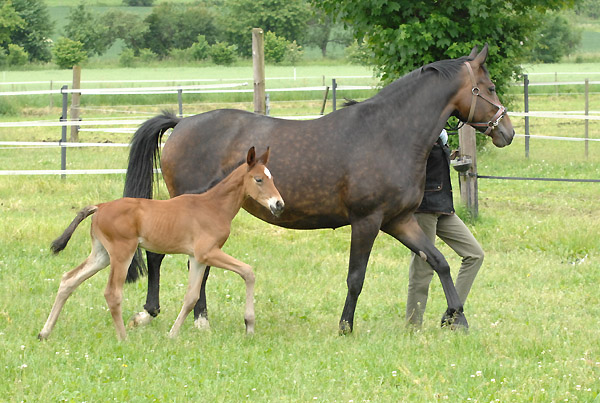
[194,316,211,331]
[37,332,48,341]
[441,310,469,331]
[339,320,353,336]
[127,311,153,328]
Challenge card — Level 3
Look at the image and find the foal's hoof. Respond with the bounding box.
[441,309,469,331]
[127,311,154,328]
[339,320,353,336]
[194,316,211,331]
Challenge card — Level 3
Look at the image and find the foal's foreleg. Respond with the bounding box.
[169,258,206,338]
[104,248,137,341]
[39,240,109,340]
[203,249,255,334]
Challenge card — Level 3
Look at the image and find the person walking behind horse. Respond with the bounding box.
[406,129,484,327]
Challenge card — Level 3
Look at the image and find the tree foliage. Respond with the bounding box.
[52,37,87,69]
[530,13,582,63]
[220,0,310,56]
[311,0,581,95]
[139,3,218,57]
[0,0,53,62]
[64,3,111,57]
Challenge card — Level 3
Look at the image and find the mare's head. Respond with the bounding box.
[452,44,515,147]
[243,146,285,217]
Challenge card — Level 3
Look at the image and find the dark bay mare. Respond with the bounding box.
[123,45,514,334]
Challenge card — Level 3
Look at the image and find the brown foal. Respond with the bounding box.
[39,147,284,340]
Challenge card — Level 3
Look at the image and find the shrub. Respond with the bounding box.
[119,48,136,67]
[139,48,157,63]
[7,44,29,66]
[123,0,154,6]
[285,40,304,65]
[169,47,193,62]
[264,31,288,64]
[190,35,210,61]
[53,37,87,69]
[0,48,7,69]
[209,42,237,65]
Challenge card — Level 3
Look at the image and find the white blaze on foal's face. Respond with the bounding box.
[264,167,272,179]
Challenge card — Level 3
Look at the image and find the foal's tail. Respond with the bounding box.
[123,111,181,282]
[50,206,98,254]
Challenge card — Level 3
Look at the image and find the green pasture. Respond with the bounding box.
[1,63,600,401]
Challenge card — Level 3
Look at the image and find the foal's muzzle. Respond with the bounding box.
[270,199,285,217]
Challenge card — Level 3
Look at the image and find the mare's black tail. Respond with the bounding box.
[51,206,98,254]
[123,111,181,282]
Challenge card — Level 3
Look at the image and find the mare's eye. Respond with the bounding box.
[255,177,263,184]
[489,87,496,93]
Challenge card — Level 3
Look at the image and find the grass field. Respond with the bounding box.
[1,63,600,401]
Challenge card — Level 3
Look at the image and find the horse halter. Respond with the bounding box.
[462,61,506,135]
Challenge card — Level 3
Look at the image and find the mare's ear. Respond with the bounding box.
[472,43,489,67]
[468,45,479,59]
[246,146,256,168]
[258,146,270,165]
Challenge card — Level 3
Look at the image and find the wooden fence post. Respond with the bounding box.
[252,28,265,115]
[458,124,478,218]
[70,65,81,142]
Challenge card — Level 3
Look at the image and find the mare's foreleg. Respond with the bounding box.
[39,239,110,340]
[193,266,211,330]
[382,216,468,329]
[128,251,165,328]
[168,258,207,338]
[203,249,255,334]
[339,213,383,335]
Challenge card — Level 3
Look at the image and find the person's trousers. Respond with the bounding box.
[405,212,484,326]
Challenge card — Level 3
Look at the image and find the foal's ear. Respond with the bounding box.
[472,43,489,67]
[246,146,256,168]
[258,146,270,165]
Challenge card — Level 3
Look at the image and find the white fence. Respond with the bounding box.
[1,76,599,176]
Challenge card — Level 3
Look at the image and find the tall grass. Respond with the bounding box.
[1,64,599,401]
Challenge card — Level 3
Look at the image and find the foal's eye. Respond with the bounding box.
[254,177,263,184]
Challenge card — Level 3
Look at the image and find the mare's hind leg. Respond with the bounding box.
[382,216,468,329]
[193,266,211,330]
[202,249,255,334]
[128,251,165,328]
[104,245,137,341]
[169,258,206,338]
[39,238,110,340]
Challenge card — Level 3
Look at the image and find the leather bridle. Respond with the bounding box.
[462,61,506,135]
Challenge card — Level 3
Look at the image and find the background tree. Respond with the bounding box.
[52,37,87,69]
[220,0,310,56]
[123,0,154,5]
[10,0,53,62]
[305,11,353,57]
[64,3,111,57]
[311,0,582,95]
[0,1,24,49]
[529,12,582,63]
[140,3,219,57]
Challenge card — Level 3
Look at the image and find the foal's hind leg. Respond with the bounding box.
[169,258,206,338]
[39,239,110,340]
[202,249,255,334]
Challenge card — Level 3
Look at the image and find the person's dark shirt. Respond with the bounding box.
[417,139,454,214]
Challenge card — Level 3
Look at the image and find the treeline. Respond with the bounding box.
[1,0,598,70]
[1,0,357,69]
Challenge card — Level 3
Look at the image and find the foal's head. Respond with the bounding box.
[244,147,284,217]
